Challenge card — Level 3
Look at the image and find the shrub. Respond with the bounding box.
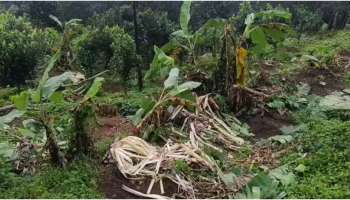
[75,25,137,84]
[0,12,59,87]
[89,7,177,63]
[0,160,102,198]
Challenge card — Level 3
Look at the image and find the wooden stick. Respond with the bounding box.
[122,185,171,199]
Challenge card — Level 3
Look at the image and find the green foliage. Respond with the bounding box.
[292,5,325,33]
[0,12,59,87]
[144,46,175,82]
[302,30,350,64]
[0,155,18,192]
[131,67,201,128]
[75,25,136,83]
[11,91,30,111]
[82,77,104,102]
[0,160,102,198]
[179,1,191,35]
[95,138,113,157]
[243,9,292,57]
[89,6,177,63]
[284,119,350,198]
[175,160,192,174]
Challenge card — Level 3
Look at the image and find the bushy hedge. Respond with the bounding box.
[75,25,137,83]
[0,12,59,87]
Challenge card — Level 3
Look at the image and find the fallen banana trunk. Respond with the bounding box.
[171,94,251,150]
[110,136,215,197]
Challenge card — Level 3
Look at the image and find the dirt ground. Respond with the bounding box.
[94,112,178,198]
[292,67,346,96]
[95,65,347,198]
[100,164,179,199]
[240,111,292,139]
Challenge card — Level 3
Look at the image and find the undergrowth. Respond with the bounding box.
[303,30,350,64]
[281,103,350,198]
[0,159,102,198]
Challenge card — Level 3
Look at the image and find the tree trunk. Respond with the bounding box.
[71,104,96,156]
[43,118,66,167]
[133,1,143,91]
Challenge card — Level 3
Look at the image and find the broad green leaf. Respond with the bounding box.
[241,173,278,198]
[11,90,29,110]
[171,30,192,39]
[195,18,225,43]
[269,135,293,144]
[169,81,201,96]
[38,51,61,89]
[249,27,268,48]
[180,1,191,35]
[295,164,306,172]
[0,109,24,124]
[49,91,65,104]
[83,77,104,101]
[164,68,180,89]
[269,165,296,186]
[256,10,292,22]
[263,27,285,42]
[145,46,175,81]
[42,71,75,99]
[18,128,35,138]
[245,13,255,26]
[243,13,255,38]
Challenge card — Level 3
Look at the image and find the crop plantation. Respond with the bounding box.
[0,1,350,199]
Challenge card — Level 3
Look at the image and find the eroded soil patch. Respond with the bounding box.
[240,111,292,139]
[292,68,345,96]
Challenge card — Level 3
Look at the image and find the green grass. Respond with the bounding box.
[282,119,350,198]
[303,30,350,64]
[0,159,102,198]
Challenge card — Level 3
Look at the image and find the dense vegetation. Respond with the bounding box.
[0,1,350,199]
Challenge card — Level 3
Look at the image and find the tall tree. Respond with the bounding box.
[133,1,143,91]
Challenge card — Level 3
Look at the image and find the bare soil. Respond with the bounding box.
[94,115,139,140]
[94,112,178,198]
[292,68,346,96]
[100,164,179,199]
[240,111,293,139]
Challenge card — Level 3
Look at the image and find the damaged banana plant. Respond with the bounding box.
[8,56,106,167]
[110,136,215,198]
[130,67,201,130]
[223,10,292,112]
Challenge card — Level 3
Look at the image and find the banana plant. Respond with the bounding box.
[130,67,201,130]
[164,1,226,67]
